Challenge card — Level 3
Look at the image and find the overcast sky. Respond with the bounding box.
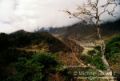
[0,0,120,33]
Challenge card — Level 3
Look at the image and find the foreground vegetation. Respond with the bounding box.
[5,52,60,81]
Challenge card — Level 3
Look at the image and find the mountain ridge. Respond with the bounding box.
[38,19,120,42]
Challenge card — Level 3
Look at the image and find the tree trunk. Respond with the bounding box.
[96,27,116,81]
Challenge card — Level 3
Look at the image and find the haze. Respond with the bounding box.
[0,0,120,33]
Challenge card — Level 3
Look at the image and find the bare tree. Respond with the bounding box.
[64,0,119,80]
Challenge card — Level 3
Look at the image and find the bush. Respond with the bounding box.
[105,35,120,63]
[81,48,106,70]
[6,52,60,81]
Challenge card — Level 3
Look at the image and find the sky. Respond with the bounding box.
[0,0,120,33]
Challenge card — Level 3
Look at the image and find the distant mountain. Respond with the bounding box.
[101,19,120,35]
[40,19,120,41]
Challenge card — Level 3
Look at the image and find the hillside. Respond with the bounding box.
[0,30,72,80]
[0,30,85,80]
[44,19,120,42]
[0,30,71,53]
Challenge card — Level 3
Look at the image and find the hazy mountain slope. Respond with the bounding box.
[46,19,120,41]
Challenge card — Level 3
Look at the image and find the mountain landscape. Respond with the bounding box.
[0,18,120,81]
[0,0,120,81]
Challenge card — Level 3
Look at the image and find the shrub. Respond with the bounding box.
[81,48,106,70]
[6,52,60,81]
[105,35,120,63]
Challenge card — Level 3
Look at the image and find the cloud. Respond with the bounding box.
[0,0,81,33]
[0,0,119,33]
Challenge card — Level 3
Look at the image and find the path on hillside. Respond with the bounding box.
[69,39,96,54]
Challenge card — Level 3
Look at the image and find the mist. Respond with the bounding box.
[0,0,120,33]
